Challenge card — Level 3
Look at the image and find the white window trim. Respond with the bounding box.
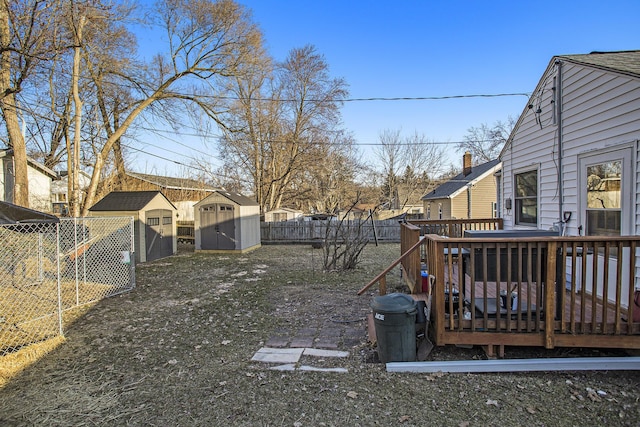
[578,145,634,236]
[513,165,540,228]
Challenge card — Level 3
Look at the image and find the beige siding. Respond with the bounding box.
[450,193,467,219]
[422,198,451,219]
[471,175,497,218]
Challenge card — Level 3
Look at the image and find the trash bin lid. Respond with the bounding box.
[371,293,417,314]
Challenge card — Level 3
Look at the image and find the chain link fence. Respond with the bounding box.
[0,217,135,356]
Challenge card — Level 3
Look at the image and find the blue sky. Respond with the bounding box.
[133,0,639,175]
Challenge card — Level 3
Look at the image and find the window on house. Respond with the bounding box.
[491,202,497,218]
[586,160,621,236]
[514,170,537,225]
[426,204,431,219]
[438,203,442,219]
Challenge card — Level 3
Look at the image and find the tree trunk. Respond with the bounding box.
[70,15,85,217]
[0,3,29,207]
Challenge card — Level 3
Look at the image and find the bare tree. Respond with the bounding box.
[219,44,349,214]
[322,195,373,272]
[76,0,264,216]
[375,129,446,210]
[0,0,59,207]
[457,117,516,163]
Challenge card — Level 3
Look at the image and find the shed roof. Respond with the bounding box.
[198,190,258,207]
[89,191,176,212]
[421,159,501,201]
[0,201,59,224]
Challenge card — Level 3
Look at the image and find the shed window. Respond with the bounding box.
[163,216,172,225]
[148,217,160,226]
[514,170,537,225]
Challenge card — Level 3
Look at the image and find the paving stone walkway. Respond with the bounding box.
[254,317,367,372]
[264,319,366,351]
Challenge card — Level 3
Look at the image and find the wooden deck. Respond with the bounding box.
[360,219,640,354]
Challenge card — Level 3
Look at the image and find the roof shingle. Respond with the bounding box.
[89,191,174,211]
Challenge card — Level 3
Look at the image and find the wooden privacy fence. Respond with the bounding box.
[260,219,403,243]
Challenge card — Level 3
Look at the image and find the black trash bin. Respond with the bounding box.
[370,293,417,363]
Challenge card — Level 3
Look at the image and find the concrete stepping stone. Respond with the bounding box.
[251,347,304,364]
[302,348,349,358]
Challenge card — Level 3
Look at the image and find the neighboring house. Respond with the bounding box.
[103,171,220,221]
[499,51,640,236]
[0,148,57,213]
[421,152,501,219]
[51,170,92,215]
[263,207,304,222]
[88,191,177,263]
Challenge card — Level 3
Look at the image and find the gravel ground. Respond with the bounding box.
[0,243,639,426]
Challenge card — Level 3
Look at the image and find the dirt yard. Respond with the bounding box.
[1,243,639,426]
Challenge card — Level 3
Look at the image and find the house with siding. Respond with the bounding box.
[51,170,92,215]
[263,207,303,222]
[499,50,640,309]
[421,152,500,220]
[0,149,57,212]
[499,51,640,236]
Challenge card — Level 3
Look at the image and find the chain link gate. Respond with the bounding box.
[0,217,135,356]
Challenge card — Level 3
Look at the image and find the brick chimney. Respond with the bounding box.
[463,151,472,176]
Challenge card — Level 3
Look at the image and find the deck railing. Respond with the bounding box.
[409,218,503,237]
[361,219,640,353]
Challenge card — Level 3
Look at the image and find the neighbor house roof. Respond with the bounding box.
[89,191,176,211]
[421,159,501,201]
[126,172,218,192]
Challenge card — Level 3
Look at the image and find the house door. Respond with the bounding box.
[200,204,236,250]
[578,146,633,236]
[146,209,173,261]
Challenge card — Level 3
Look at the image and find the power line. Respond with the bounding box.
[138,126,490,147]
[198,93,531,103]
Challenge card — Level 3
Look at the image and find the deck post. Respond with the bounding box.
[432,238,446,345]
[379,276,387,296]
[545,240,558,349]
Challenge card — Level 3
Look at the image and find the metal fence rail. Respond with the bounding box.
[0,217,135,356]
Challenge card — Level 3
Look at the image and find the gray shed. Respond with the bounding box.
[194,190,261,253]
[88,191,177,263]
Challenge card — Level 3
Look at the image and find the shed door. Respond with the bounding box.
[200,204,235,250]
[146,209,173,261]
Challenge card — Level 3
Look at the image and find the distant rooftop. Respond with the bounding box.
[422,159,501,201]
[127,172,219,192]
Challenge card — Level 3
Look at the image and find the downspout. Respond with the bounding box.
[555,60,564,230]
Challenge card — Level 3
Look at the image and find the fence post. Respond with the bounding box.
[56,222,64,336]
